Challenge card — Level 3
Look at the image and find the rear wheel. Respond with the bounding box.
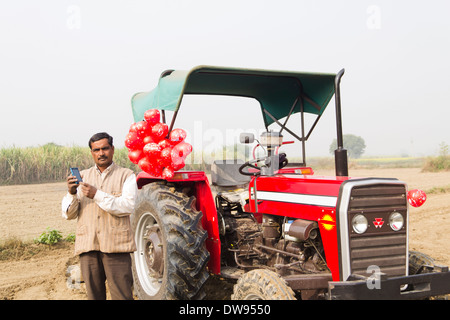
[231,269,296,300]
[132,182,210,299]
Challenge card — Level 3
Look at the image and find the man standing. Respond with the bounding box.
[62,132,137,300]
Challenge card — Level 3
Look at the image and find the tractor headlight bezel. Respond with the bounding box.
[389,211,404,231]
[352,214,368,234]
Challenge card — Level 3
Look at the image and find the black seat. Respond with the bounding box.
[211,160,251,209]
[211,159,251,187]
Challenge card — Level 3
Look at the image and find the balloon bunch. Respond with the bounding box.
[125,109,192,179]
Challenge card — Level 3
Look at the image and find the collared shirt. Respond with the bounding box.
[61,162,138,219]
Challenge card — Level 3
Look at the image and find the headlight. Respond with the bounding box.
[389,212,404,231]
[352,214,368,234]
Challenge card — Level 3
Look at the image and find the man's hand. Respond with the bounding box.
[67,175,79,195]
[80,182,97,199]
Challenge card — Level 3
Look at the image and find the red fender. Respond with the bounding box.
[136,171,221,274]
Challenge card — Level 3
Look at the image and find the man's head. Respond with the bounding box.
[89,132,115,170]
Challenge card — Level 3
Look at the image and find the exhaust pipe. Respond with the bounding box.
[334,69,348,177]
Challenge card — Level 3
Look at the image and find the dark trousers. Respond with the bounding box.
[79,251,134,300]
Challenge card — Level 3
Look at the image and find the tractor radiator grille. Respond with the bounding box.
[338,180,409,280]
[348,184,408,277]
[349,233,407,277]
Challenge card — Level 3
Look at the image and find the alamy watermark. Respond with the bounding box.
[366,5,381,30]
[66,264,82,290]
[66,5,81,30]
[366,265,382,289]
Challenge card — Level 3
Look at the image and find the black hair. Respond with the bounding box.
[89,132,113,149]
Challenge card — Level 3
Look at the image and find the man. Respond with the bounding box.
[61,132,137,300]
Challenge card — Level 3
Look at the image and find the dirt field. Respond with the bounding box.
[0,168,449,300]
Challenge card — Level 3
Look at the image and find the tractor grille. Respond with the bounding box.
[338,180,409,280]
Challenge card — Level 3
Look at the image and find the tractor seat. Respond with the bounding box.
[211,160,251,206]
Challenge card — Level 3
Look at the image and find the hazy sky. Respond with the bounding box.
[0,0,449,157]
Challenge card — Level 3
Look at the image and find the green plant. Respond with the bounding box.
[422,142,450,172]
[34,228,63,245]
[65,233,76,243]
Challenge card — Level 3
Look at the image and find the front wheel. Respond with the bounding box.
[231,269,296,300]
[409,250,435,274]
[132,182,210,300]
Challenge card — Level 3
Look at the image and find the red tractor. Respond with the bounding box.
[129,66,450,300]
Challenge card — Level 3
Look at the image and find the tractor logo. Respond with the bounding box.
[320,214,335,231]
[373,218,384,228]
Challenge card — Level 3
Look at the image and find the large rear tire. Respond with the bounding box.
[131,182,210,300]
[231,269,296,300]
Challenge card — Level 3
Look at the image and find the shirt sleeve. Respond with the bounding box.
[61,192,80,220]
[93,174,138,217]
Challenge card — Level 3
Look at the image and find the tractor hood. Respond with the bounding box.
[131,65,337,128]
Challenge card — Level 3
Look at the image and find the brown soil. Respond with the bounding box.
[0,168,449,300]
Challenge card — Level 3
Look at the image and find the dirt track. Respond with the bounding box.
[0,168,449,300]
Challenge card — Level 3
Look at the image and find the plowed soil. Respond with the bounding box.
[1,168,449,300]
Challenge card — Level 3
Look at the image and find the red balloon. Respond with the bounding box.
[158,139,171,149]
[169,128,187,144]
[151,123,169,142]
[407,189,427,207]
[138,157,153,174]
[138,157,163,176]
[170,158,185,171]
[172,142,192,158]
[143,135,155,145]
[160,147,172,167]
[144,109,160,125]
[162,167,175,180]
[135,121,151,138]
[128,149,144,164]
[129,122,139,133]
[125,131,143,150]
[143,142,162,159]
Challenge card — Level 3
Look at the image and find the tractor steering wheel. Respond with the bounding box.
[239,153,289,176]
[239,158,264,176]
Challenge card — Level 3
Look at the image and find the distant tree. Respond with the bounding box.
[329,134,366,159]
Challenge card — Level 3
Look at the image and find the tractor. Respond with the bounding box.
[128,66,450,300]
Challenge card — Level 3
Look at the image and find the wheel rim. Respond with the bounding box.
[243,293,263,300]
[134,212,165,296]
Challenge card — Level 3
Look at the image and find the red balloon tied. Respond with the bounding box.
[160,147,173,167]
[170,158,185,171]
[144,109,161,125]
[158,139,171,150]
[162,167,175,180]
[143,142,162,159]
[407,189,427,207]
[143,135,155,145]
[138,157,153,174]
[129,122,139,133]
[135,120,150,138]
[151,123,169,142]
[169,128,187,144]
[125,131,143,150]
[138,156,163,177]
[128,149,144,164]
[172,142,192,158]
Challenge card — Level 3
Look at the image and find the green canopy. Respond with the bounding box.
[131,65,336,128]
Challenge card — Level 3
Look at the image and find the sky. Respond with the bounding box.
[0,0,449,158]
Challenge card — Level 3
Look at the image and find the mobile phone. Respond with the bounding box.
[70,167,83,184]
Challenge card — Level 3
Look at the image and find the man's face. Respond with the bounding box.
[90,138,114,169]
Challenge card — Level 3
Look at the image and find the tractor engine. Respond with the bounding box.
[219,208,328,276]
